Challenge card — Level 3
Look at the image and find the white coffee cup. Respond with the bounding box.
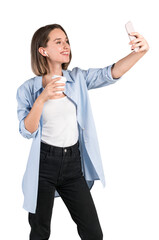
[52,75,67,94]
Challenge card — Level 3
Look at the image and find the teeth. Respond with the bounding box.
[61,52,69,55]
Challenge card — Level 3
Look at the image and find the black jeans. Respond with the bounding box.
[28,140,103,240]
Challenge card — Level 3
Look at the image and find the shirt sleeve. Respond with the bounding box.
[16,85,39,139]
[79,63,122,90]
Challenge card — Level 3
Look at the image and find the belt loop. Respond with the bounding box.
[72,144,76,156]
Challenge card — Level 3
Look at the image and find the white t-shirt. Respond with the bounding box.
[41,96,79,147]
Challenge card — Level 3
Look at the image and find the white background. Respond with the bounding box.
[0,0,158,239]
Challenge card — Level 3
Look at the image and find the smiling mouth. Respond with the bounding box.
[61,52,69,56]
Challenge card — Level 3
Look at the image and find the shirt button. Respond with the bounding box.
[64,149,67,152]
[82,128,85,130]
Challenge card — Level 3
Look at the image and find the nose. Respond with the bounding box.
[63,46,69,52]
[63,41,69,48]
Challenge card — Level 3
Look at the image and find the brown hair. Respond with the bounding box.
[31,24,72,76]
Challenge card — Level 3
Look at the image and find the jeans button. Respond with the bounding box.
[64,149,67,152]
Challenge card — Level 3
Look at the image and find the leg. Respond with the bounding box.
[56,176,103,240]
[28,178,56,240]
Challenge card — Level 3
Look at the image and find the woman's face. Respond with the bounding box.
[44,28,70,64]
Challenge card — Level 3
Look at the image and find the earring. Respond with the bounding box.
[44,51,48,57]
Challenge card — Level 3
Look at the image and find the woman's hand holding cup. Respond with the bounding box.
[39,77,66,103]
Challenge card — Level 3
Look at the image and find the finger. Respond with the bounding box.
[54,82,66,86]
[131,42,143,49]
[129,32,143,38]
[51,77,62,83]
[129,38,143,45]
[46,77,61,86]
[55,92,63,96]
[54,87,65,92]
[136,46,146,52]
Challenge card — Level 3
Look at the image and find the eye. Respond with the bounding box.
[56,40,69,44]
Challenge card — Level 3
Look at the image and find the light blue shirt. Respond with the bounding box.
[16,64,122,213]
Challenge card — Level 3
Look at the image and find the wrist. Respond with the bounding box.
[36,95,45,105]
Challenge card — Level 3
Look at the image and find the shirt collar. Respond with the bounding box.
[33,69,74,93]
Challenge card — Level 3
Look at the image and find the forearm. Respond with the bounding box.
[24,96,44,134]
[111,50,147,78]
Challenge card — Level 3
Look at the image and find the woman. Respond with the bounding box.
[16,24,149,240]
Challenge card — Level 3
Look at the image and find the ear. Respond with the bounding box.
[38,47,47,57]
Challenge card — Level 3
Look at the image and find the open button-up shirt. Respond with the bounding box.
[16,64,122,213]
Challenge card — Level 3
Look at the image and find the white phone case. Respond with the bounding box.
[125,21,139,52]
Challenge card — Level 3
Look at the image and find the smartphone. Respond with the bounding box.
[125,21,139,52]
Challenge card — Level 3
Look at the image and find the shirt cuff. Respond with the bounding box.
[19,119,39,139]
[107,63,122,82]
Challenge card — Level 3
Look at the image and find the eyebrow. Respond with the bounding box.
[53,37,68,41]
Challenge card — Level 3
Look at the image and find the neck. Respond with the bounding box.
[46,62,63,77]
